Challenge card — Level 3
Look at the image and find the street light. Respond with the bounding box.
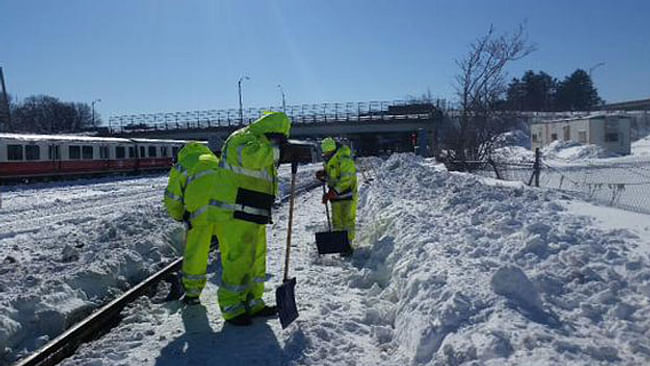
[91,98,102,128]
[588,62,605,78]
[277,84,286,113]
[238,76,250,126]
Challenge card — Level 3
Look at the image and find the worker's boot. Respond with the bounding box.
[226,313,252,326]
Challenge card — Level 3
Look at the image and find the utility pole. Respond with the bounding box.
[0,67,12,132]
[277,84,286,113]
[238,75,250,126]
[91,99,102,128]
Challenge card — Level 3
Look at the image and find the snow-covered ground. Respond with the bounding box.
[18,154,648,365]
[0,165,321,365]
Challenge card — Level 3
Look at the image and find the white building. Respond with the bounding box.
[530,114,632,155]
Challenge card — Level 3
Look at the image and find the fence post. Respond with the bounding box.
[488,158,501,180]
[534,148,541,187]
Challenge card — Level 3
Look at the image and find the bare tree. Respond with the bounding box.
[448,24,536,163]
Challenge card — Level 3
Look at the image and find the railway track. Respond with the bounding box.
[13,178,322,366]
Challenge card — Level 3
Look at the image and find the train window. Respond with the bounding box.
[116,146,126,159]
[140,146,145,158]
[7,145,23,161]
[25,145,40,161]
[148,146,157,157]
[82,146,94,160]
[161,146,168,157]
[99,146,109,159]
[69,146,81,160]
[129,147,136,158]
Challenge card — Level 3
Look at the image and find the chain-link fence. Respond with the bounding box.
[446,152,650,215]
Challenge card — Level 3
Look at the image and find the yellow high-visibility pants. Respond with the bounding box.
[331,195,357,244]
[215,219,267,320]
[182,224,217,298]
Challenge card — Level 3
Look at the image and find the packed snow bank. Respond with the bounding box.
[28,154,650,365]
[351,154,650,364]
[632,134,650,157]
[0,175,186,364]
[542,140,620,161]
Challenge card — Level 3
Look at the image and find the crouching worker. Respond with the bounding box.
[180,152,224,305]
[163,142,216,303]
[209,111,292,326]
[316,137,358,256]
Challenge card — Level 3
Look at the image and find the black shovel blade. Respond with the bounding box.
[276,277,298,329]
[315,231,351,254]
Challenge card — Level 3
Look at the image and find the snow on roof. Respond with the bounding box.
[0,133,202,144]
[531,113,632,125]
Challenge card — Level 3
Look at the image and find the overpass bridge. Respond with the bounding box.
[104,100,443,156]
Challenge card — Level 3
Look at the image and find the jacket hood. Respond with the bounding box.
[247,112,291,137]
[178,142,212,162]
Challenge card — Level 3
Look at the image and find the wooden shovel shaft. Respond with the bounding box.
[322,183,332,231]
[283,163,297,282]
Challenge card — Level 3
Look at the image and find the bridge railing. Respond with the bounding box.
[107,99,444,134]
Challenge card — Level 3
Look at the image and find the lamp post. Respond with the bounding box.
[277,84,286,113]
[588,62,605,79]
[238,76,250,126]
[91,98,102,128]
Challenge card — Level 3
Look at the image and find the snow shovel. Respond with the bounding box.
[276,162,299,329]
[315,184,352,255]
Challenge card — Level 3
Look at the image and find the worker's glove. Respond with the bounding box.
[182,211,192,231]
[322,189,337,204]
[315,169,327,182]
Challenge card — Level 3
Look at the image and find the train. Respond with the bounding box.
[0,133,206,181]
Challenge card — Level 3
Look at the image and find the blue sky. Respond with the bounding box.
[1,0,649,122]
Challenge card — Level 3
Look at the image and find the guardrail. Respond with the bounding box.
[108,100,444,134]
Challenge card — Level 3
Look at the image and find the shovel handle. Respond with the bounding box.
[322,183,332,232]
[283,162,298,282]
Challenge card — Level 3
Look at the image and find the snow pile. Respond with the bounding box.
[0,176,185,364]
[348,153,650,364]
[632,134,650,157]
[542,140,619,161]
[494,130,531,149]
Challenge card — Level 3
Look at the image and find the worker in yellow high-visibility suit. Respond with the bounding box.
[316,137,358,256]
[163,142,216,304]
[163,142,213,222]
[184,112,291,326]
[181,152,227,304]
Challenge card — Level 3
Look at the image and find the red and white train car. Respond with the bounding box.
[0,133,203,181]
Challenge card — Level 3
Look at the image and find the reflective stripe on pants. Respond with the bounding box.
[331,194,357,243]
[215,218,267,319]
[181,224,217,299]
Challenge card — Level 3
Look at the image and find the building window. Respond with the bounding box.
[25,145,40,161]
[116,146,126,159]
[172,146,180,158]
[605,133,619,142]
[161,146,168,157]
[578,131,587,144]
[69,146,81,160]
[82,146,94,160]
[7,145,23,161]
[100,146,109,159]
[129,147,136,158]
[551,133,558,141]
[148,146,157,158]
[140,146,145,158]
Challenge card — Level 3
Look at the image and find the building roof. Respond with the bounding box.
[530,113,632,125]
